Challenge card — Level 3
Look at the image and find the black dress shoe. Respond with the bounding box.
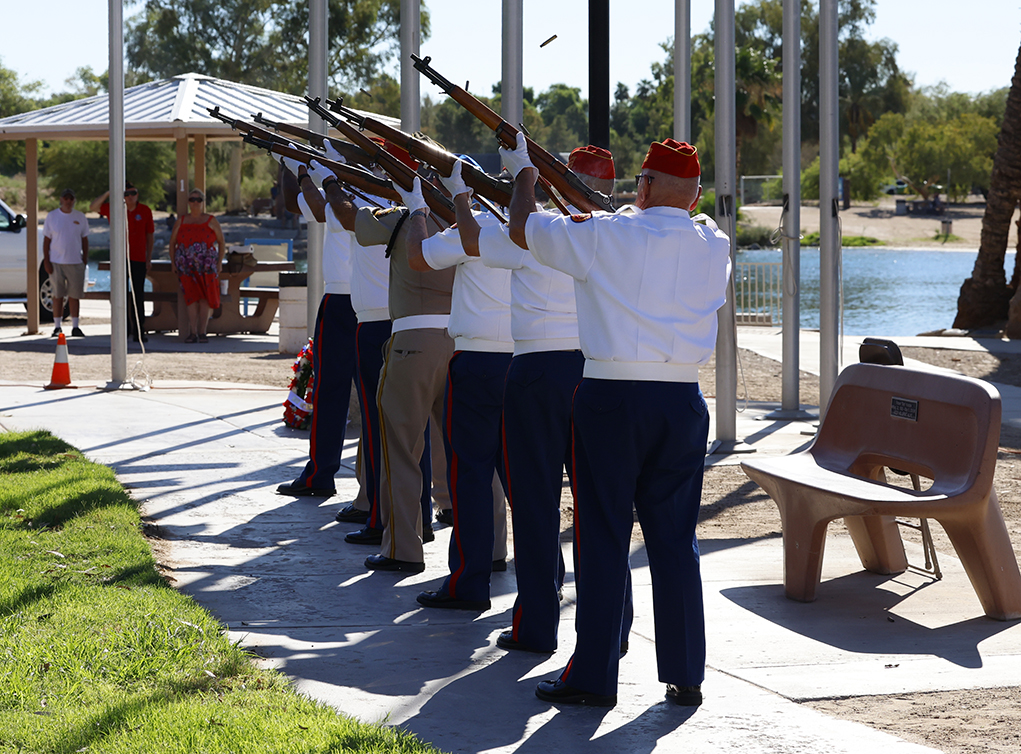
[416,590,490,611]
[620,640,629,655]
[277,481,335,498]
[496,630,554,654]
[334,503,369,524]
[535,679,616,707]
[436,509,454,525]
[345,527,383,545]
[665,684,702,707]
[491,558,507,572]
[422,525,435,543]
[364,554,425,573]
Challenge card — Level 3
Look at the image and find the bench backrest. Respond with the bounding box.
[243,238,293,288]
[813,363,1001,496]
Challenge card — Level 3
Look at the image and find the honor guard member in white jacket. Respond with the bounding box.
[400,163,513,611]
[472,146,632,654]
[281,151,405,548]
[274,155,359,501]
[320,146,455,573]
[503,134,731,707]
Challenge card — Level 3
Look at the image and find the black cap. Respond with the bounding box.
[60,188,76,198]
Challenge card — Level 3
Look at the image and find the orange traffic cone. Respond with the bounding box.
[44,332,76,390]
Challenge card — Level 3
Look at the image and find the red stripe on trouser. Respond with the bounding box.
[304,294,330,487]
[446,358,467,595]
[503,413,521,638]
[355,323,378,518]
[376,338,397,558]
[569,381,581,569]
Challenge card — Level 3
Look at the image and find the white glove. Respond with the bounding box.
[500,131,534,177]
[307,160,336,188]
[323,140,347,164]
[395,176,429,213]
[274,152,305,177]
[438,159,471,199]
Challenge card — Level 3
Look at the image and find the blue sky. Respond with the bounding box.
[4,0,1019,100]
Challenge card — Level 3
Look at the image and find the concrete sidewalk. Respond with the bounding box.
[6,365,1020,753]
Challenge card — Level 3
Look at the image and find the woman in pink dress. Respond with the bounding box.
[169,190,226,343]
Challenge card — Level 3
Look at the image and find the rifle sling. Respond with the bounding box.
[384,209,411,259]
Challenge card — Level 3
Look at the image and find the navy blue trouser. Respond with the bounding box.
[504,351,632,651]
[355,320,432,533]
[354,319,391,528]
[561,379,709,697]
[295,293,357,491]
[439,350,512,601]
[503,350,580,650]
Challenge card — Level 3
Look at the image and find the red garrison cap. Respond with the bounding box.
[568,145,615,179]
[641,139,700,178]
[384,140,419,170]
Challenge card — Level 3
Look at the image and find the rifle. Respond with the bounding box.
[304,96,457,226]
[326,98,513,217]
[242,132,402,208]
[250,112,375,170]
[410,54,613,215]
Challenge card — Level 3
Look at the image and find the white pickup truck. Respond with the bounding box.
[0,197,59,321]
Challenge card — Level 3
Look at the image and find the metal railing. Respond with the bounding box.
[734,261,781,326]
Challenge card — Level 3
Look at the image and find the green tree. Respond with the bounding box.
[859,111,998,201]
[40,141,175,210]
[0,60,43,173]
[125,0,422,96]
[533,84,588,154]
[955,42,1021,333]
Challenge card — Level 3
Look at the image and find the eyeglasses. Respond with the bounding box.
[635,174,654,187]
[124,190,138,197]
[188,197,204,203]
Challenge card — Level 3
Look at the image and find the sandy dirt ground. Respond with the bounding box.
[4,204,1021,753]
[742,196,1021,250]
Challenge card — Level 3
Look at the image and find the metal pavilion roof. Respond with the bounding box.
[0,72,397,141]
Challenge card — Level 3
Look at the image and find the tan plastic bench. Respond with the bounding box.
[741,363,1021,620]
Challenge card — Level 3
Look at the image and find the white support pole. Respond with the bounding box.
[818,0,841,415]
[674,0,691,142]
[713,0,739,451]
[108,0,126,385]
[307,0,327,336]
[400,0,421,133]
[501,0,523,128]
[777,0,810,418]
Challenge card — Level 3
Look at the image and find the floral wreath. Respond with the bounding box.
[283,337,315,429]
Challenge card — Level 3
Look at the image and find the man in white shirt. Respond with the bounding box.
[503,135,731,708]
[42,188,89,337]
[472,146,633,655]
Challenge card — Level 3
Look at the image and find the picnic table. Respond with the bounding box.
[98,259,295,337]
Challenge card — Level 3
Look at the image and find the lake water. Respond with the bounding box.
[738,247,1016,336]
[88,249,1013,338]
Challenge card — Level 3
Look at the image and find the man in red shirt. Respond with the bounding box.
[91,182,155,342]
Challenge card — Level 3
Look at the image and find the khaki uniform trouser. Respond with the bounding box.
[378,327,454,563]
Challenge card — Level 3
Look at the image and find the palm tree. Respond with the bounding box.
[954,41,1021,331]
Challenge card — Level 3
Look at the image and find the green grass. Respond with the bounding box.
[801,232,883,247]
[0,431,441,754]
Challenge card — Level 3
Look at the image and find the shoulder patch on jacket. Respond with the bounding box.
[570,213,592,223]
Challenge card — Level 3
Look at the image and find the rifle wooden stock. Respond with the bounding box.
[244,134,403,207]
[304,96,457,226]
[410,54,613,215]
[327,99,513,210]
[250,113,375,169]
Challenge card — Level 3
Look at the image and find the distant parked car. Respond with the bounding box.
[0,197,59,321]
[882,179,910,195]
